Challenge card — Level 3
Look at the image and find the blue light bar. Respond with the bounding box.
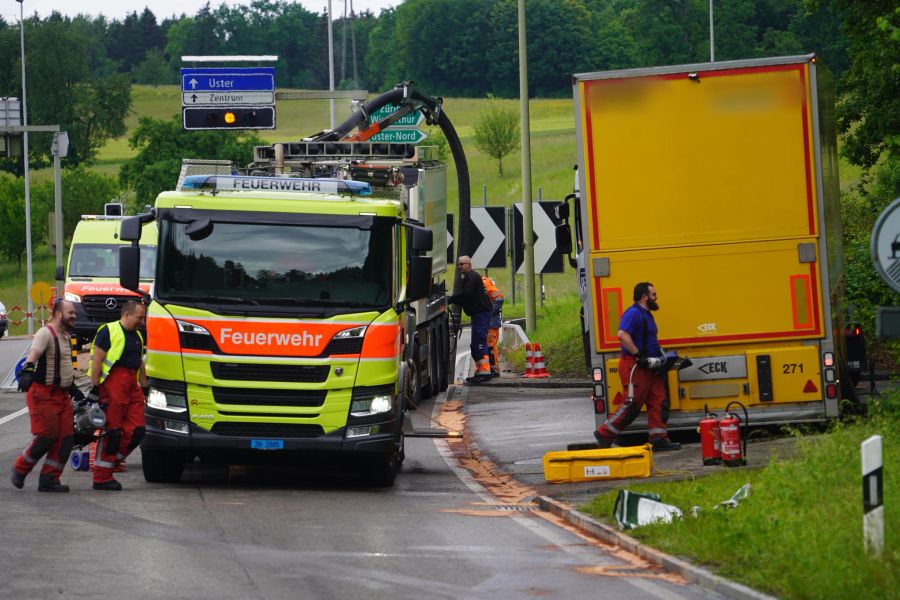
[180,175,372,196]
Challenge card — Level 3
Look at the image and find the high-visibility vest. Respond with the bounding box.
[89,321,144,384]
[482,276,504,302]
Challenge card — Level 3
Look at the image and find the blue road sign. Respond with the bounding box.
[181,67,275,93]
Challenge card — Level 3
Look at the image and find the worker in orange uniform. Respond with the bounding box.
[481,275,504,378]
[10,300,79,492]
[87,300,148,491]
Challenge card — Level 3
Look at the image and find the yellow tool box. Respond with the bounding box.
[542,444,653,483]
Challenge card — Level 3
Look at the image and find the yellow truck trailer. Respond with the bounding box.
[563,54,859,431]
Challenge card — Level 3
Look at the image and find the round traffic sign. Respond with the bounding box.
[29,281,53,307]
[871,197,900,295]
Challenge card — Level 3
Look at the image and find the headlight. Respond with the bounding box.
[64,292,81,302]
[335,325,367,339]
[350,394,392,417]
[177,320,210,335]
[147,388,188,413]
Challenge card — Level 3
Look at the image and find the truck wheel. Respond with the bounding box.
[421,329,435,399]
[141,448,186,483]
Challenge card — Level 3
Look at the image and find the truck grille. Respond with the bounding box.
[210,362,329,383]
[212,387,326,407]
[210,423,324,438]
[82,295,138,319]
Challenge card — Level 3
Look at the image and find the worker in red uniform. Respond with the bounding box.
[10,300,79,492]
[88,300,148,491]
[481,275,504,378]
[595,282,680,451]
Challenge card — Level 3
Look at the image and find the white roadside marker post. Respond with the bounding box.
[862,435,884,557]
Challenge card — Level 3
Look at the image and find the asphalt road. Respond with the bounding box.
[0,339,721,600]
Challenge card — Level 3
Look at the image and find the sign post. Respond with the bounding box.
[862,435,884,557]
[180,66,276,130]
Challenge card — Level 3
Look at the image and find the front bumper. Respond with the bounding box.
[142,406,398,461]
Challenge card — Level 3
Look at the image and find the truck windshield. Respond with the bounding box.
[70,244,156,280]
[156,218,393,310]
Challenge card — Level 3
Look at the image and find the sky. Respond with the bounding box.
[0,1,398,25]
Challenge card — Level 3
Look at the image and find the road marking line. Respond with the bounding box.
[0,407,28,426]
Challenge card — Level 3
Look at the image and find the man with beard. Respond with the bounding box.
[594,282,681,451]
[10,300,80,492]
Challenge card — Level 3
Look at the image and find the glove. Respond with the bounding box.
[634,351,650,369]
[17,362,35,392]
[87,385,101,404]
[70,386,86,404]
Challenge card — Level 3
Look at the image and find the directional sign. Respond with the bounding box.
[183,91,275,106]
[447,214,455,265]
[871,197,900,295]
[181,67,275,94]
[466,207,506,269]
[368,103,425,128]
[369,129,428,144]
[511,202,564,274]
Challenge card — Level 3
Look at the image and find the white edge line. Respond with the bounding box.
[0,407,28,426]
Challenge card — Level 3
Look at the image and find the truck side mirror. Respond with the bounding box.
[55,265,65,281]
[555,202,570,221]
[406,256,432,301]
[410,225,433,253]
[120,216,143,242]
[186,218,213,241]
[555,224,573,256]
[119,246,140,292]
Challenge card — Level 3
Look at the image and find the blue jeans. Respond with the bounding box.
[470,311,491,361]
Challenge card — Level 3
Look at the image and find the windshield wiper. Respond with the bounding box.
[255,297,379,308]
[163,294,260,306]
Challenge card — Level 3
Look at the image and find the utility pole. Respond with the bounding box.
[709,0,715,62]
[327,0,336,128]
[17,0,34,334]
[518,0,536,334]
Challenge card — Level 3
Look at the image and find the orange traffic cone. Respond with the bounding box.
[529,343,550,378]
[524,342,534,377]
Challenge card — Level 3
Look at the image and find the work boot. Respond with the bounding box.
[465,374,492,385]
[10,467,25,490]
[490,371,500,379]
[651,438,682,452]
[92,479,123,491]
[38,477,69,493]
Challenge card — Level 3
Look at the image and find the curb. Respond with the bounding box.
[477,378,592,389]
[536,496,777,600]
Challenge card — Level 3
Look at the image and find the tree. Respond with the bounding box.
[119,116,261,208]
[0,175,29,270]
[133,48,172,85]
[473,98,520,177]
[31,167,120,242]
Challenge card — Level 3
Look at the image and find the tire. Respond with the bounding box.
[439,313,451,392]
[364,431,403,487]
[141,448,186,483]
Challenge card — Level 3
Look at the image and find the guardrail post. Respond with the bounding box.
[862,435,883,557]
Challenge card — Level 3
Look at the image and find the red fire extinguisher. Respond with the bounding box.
[698,404,721,466]
[719,401,748,467]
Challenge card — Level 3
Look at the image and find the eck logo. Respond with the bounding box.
[697,322,717,334]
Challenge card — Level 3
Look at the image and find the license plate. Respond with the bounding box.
[250,439,284,450]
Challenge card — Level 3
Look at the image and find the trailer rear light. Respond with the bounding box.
[824,368,836,383]
[825,383,838,399]
[592,368,603,382]
[593,383,605,398]
[823,352,834,367]
[593,397,606,414]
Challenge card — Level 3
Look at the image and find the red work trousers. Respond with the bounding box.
[13,383,74,480]
[93,367,145,484]
[597,354,668,442]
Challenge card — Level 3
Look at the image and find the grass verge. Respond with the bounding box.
[580,398,900,599]
[501,294,587,378]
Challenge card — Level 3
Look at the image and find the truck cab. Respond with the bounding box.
[64,208,157,345]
